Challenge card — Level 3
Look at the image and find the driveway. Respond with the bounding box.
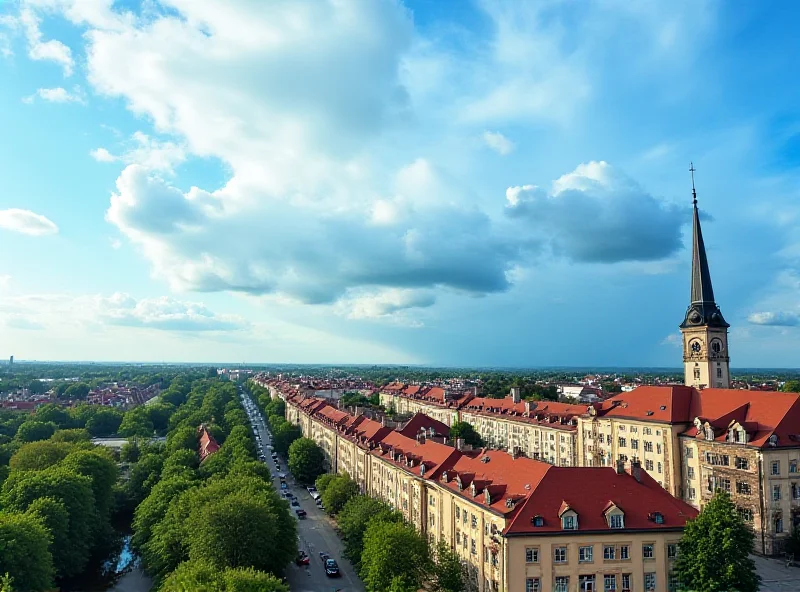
[240,389,365,592]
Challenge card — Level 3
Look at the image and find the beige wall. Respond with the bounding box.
[681,326,730,390]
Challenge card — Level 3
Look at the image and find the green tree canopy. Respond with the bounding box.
[338,495,402,565]
[127,452,165,504]
[9,440,72,472]
[287,437,325,484]
[271,422,300,456]
[33,404,72,428]
[132,475,196,553]
[24,496,71,579]
[782,379,800,393]
[119,407,156,438]
[160,560,289,592]
[449,421,484,448]
[0,512,54,592]
[321,473,360,515]
[63,383,91,400]
[85,408,123,437]
[167,425,199,454]
[360,519,430,592]
[14,420,57,443]
[315,472,336,494]
[51,428,91,443]
[431,539,466,592]
[674,490,759,592]
[61,448,118,521]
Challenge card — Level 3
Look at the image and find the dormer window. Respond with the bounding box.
[651,512,664,525]
[609,514,624,529]
[562,514,577,530]
[531,515,544,527]
[705,426,715,441]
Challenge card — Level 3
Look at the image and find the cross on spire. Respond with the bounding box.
[689,162,697,205]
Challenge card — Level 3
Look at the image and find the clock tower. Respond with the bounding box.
[680,166,730,389]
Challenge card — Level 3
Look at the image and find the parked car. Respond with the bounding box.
[306,486,317,494]
[295,508,307,519]
[325,558,340,577]
[291,498,300,507]
[295,550,310,565]
[280,482,288,490]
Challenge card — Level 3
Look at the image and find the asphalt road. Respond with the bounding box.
[240,389,365,592]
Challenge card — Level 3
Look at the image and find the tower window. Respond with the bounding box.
[694,367,701,379]
[711,340,722,353]
[716,367,722,379]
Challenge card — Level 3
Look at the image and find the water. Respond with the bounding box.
[60,535,152,592]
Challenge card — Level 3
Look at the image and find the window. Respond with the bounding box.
[657,443,662,454]
[456,531,461,544]
[773,484,782,501]
[630,439,639,450]
[644,441,653,452]
[737,481,751,495]
[773,461,781,475]
[471,539,476,555]
[620,545,630,560]
[562,515,576,530]
[644,572,656,591]
[688,487,696,500]
[694,367,701,379]
[668,543,677,559]
[579,545,593,562]
[736,457,749,470]
[455,506,460,520]
[793,483,800,500]
[619,437,627,448]
[717,367,723,379]
[684,445,693,458]
[462,511,467,525]
[604,574,617,591]
[554,577,569,592]
[525,547,539,564]
[653,512,664,524]
[621,574,632,592]
[603,545,616,560]
[532,515,544,527]
[705,452,730,466]
[738,507,754,522]
[708,476,730,493]
[471,514,477,529]
[484,546,489,563]
[462,535,467,550]
[429,515,435,527]
[643,544,654,559]
[657,461,663,473]
[791,460,798,474]
[776,517,784,534]
[554,547,567,563]
[526,578,540,592]
[687,467,695,479]
[579,575,596,591]
[609,513,624,529]
[645,459,654,471]
[668,574,681,592]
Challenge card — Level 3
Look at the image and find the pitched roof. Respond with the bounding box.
[198,425,220,462]
[594,386,695,423]
[398,412,451,439]
[505,465,698,535]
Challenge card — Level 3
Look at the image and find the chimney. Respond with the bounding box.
[417,432,426,444]
[510,387,521,404]
[511,447,520,459]
[630,460,642,483]
[524,401,534,415]
[456,438,465,451]
[616,459,625,475]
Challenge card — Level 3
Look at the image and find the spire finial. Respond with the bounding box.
[689,161,697,206]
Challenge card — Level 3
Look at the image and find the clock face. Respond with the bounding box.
[690,341,702,353]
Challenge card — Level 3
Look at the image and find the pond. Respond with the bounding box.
[60,534,152,592]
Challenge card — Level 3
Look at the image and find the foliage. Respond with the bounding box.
[338,495,402,565]
[160,560,289,592]
[61,448,118,521]
[270,420,301,456]
[62,383,90,400]
[120,438,141,463]
[287,437,325,484]
[0,512,54,591]
[162,449,199,480]
[449,421,484,447]
[431,539,467,592]
[14,420,57,443]
[33,404,72,428]
[674,490,759,592]
[119,407,155,437]
[51,428,91,443]
[782,379,800,393]
[360,518,430,592]
[320,473,360,515]
[131,475,196,553]
[9,440,72,472]
[315,472,336,494]
[127,452,165,504]
[85,408,124,437]
[24,497,71,578]
[167,425,199,454]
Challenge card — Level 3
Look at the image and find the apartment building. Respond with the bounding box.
[267,381,697,592]
[380,383,466,426]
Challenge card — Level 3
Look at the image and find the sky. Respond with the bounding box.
[1,0,800,367]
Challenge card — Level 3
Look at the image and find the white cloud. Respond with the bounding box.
[90,133,185,172]
[336,288,435,326]
[19,8,74,76]
[109,237,122,249]
[482,131,515,155]
[91,147,117,162]
[0,292,247,332]
[748,311,800,327]
[505,161,686,263]
[0,209,59,236]
[23,86,85,104]
[661,333,682,347]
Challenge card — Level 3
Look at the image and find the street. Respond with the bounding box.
[240,388,365,592]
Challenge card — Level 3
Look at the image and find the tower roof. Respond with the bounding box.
[680,166,728,329]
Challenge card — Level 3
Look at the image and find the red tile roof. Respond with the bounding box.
[198,425,220,462]
[398,413,451,439]
[595,386,695,423]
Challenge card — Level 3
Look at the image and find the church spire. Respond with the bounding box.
[681,163,728,329]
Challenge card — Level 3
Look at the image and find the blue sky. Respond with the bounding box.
[1,0,800,367]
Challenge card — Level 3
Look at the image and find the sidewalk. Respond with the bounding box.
[753,554,800,591]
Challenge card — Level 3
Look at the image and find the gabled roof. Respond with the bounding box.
[505,465,697,535]
[371,430,461,480]
[593,386,694,423]
[398,413,450,439]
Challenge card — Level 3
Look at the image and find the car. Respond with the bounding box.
[282,491,292,498]
[278,473,287,479]
[295,550,310,565]
[324,558,340,577]
[280,482,288,490]
[291,498,300,507]
[319,552,329,562]
[306,486,317,494]
[295,508,307,519]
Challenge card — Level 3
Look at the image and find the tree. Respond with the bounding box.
[25,497,71,579]
[132,475,196,552]
[9,440,72,471]
[127,452,164,503]
[315,473,336,494]
[0,573,13,592]
[674,490,759,592]
[161,449,199,479]
[0,512,54,592]
[85,408,123,437]
[61,448,118,522]
[321,473,360,515]
[449,421,484,448]
[34,404,72,428]
[51,428,91,443]
[287,437,325,484]
[147,402,176,435]
[431,539,466,592]
[119,407,155,437]
[338,495,402,565]
[160,560,289,592]
[271,422,300,456]
[167,425,199,454]
[782,380,800,393]
[121,438,141,463]
[63,383,91,400]
[14,420,57,443]
[360,519,430,592]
